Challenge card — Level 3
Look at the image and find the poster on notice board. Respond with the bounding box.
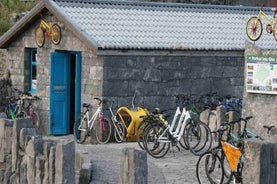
[246,55,277,95]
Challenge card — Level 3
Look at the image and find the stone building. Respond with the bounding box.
[0,0,276,135]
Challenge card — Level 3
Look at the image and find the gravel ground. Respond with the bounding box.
[76,142,200,184]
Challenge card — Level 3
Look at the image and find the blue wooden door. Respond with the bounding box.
[50,52,70,135]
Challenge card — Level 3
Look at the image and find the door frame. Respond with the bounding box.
[49,51,81,135]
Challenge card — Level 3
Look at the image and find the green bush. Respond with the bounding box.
[0,0,38,36]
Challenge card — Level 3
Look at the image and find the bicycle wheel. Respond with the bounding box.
[94,116,112,144]
[30,111,40,128]
[143,123,170,158]
[219,151,234,184]
[178,122,191,150]
[246,17,262,41]
[273,24,277,41]
[114,121,125,143]
[16,110,27,119]
[51,24,61,45]
[186,120,213,156]
[35,27,45,47]
[136,119,151,150]
[74,115,89,144]
[196,151,224,184]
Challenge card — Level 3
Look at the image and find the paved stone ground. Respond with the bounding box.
[76,142,200,184]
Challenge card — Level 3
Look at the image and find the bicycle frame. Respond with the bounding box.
[256,9,275,25]
[83,106,102,132]
[40,19,51,30]
[172,108,192,141]
[108,101,124,138]
[156,108,192,143]
[41,19,58,36]
[7,100,18,120]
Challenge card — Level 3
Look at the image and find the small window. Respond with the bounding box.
[30,49,37,93]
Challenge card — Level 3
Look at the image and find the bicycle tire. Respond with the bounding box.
[178,122,191,150]
[246,17,262,41]
[51,24,61,45]
[219,151,234,184]
[94,116,112,144]
[143,123,170,158]
[35,27,45,48]
[196,151,224,184]
[136,118,157,150]
[186,120,213,156]
[114,121,125,143]
[74,115,89,144]
[136,119,148,150]
[273,24,277,41]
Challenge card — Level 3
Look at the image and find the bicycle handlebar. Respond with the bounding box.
[222,116,253,127]
[93,97,104,106]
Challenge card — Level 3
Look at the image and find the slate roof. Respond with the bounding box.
[1,0,277,51]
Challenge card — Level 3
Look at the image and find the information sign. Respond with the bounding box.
[246,55,277,95]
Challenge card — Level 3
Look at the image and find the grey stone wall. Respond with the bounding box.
[0,50,6,76]
[243,42,277,139]
[102,51,244,112]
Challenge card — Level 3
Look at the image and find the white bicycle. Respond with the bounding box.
[73,98,112,144]
[143,95,213,158]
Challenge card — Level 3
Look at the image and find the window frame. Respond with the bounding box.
[29,48,37,93]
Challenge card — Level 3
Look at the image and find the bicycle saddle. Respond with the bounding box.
[82,103,91,108]
[263,125,275,129]
[263,125,275,134]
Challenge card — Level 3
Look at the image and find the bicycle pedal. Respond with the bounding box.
[235,175,243,183]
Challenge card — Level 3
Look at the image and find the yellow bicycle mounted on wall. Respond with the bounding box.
[35,14,61,48]
[246,6,277,41]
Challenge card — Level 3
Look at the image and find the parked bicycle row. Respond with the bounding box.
[73,91,276,184]
[1,87,41,127]
[72,92,243,156]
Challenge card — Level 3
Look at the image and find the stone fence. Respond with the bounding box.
[0,118,75,184]
[0,113,276,183]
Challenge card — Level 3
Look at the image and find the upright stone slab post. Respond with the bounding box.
[55,138,75,183]
[216,106,225,127]
[0,119,13,162]
[243,138,275,184]
[12,118,34,172]
[120,148,147,184]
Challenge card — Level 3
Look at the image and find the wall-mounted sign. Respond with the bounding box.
[246,55,277,95]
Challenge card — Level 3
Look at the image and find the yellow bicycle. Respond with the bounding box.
[35,14,61,47]
[246,6,277,41]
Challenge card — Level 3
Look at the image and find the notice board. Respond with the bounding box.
[246,55,277,95]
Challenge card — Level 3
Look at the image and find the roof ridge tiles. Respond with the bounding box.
[53,0,271,13]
